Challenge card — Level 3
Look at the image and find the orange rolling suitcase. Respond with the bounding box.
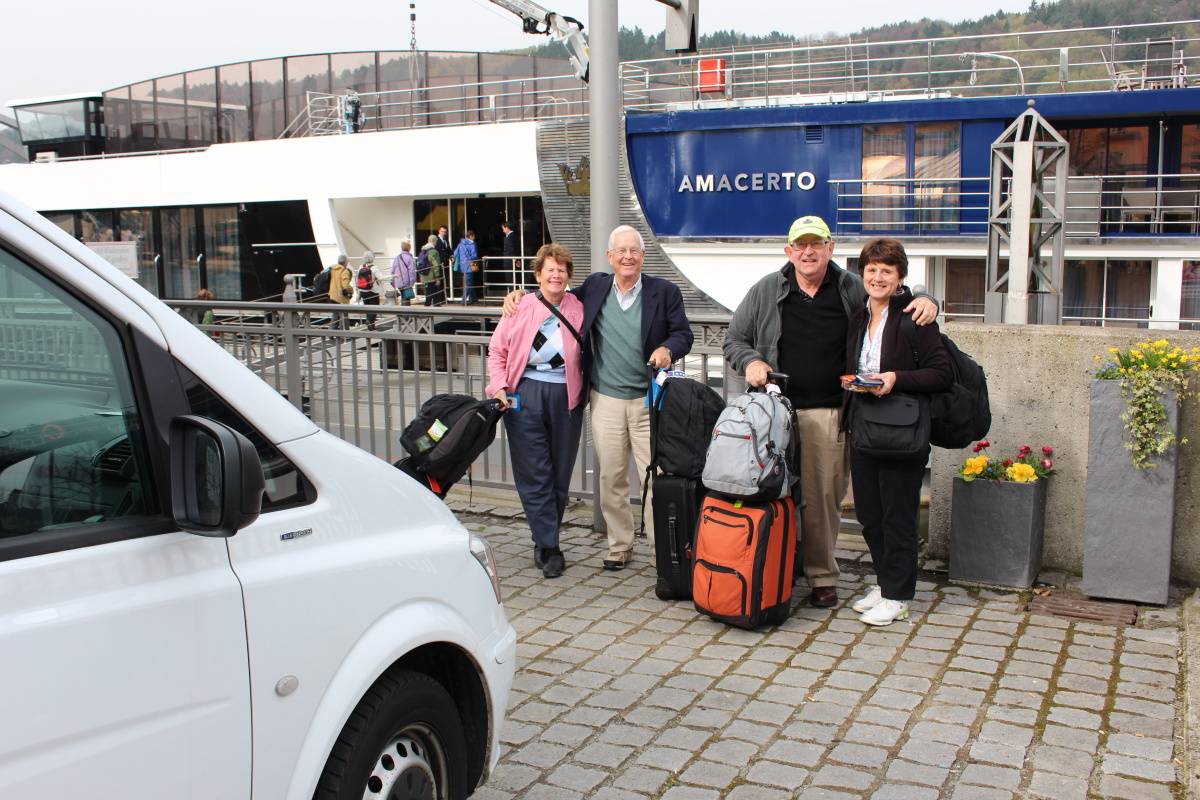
[692,496,795,628]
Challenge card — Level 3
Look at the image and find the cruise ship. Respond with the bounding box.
[3,19,1200,326]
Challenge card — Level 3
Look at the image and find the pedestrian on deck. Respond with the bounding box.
[841,239,952,626]
[329,254,353,305]
[392,241,417,304]
[487,243,585,579]
[501,220,523,287]
[504,224,693,572]
[419,235,446,306]
[435,226,451,266]
[723,216,939,608]
[455,230,481,305]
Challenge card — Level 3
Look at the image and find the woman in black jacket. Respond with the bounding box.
[841,239,953,626]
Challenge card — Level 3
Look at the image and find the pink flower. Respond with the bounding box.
[978,439,990,449]
[1042,458,1053,470]
[1019,444,1032,455]
[1003,459,1013,467]
[1042,446,1054,456]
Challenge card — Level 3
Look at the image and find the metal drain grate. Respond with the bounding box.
[1026,592,1138,626]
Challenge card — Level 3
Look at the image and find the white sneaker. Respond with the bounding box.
[852,586,883,614]
[860,598,909,627]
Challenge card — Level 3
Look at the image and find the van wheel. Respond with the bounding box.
[314,669,468,800]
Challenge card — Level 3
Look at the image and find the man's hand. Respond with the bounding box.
[904,296,938,325]
[492,389,510,409]
[745,359,772,388]
[648,346,672,370]
[501,289,526,317]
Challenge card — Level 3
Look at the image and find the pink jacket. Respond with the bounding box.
[486,292,585,410]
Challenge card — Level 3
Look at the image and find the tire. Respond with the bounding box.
[314,669,469,800]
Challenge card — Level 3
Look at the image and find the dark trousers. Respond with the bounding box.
[504,378,583,550]
[850,447,926,601]
[361,290,379,328]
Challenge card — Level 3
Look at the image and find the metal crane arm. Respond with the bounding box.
[488,0,589,82]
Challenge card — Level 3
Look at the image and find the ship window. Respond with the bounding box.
[156,74,186,149]
[250,59,285,141]
[17,101,89,143]
[1183,261,1200,330]
[944,258,986,321]
[915,122,961,232]
[862,124,907,229]
[218,63,250,143]
[1063,259,1150,327]
[185,69,218,146]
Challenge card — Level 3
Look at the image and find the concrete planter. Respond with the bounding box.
[949,476,1047,589]
[1082,379,1178,605]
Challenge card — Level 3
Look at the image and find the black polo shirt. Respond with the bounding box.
[776,266,848,409]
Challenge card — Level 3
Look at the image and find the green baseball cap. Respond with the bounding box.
[787,215,831,243]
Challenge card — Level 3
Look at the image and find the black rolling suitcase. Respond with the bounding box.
[652,474,704,600]
[643,369,724,601]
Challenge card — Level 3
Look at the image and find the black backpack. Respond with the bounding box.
[901,317,991,449]
[356,265,375,291]
[313,268,331,298]
[397,394,504,497]
[648,371,726,478]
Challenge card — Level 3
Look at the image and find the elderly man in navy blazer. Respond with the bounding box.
[505,225,693,570]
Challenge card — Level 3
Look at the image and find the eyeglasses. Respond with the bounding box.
[611,247,644,257]
[789,240,830,252]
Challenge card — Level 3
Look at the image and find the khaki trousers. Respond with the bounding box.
[794,406,850,588]
[590,390,654,559]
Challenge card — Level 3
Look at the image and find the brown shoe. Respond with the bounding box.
[809,586,838,607]
[602,553,630,571]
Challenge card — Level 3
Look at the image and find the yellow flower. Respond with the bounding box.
[1006,462,1038,483]
[1154,339,1169,349]
[1131,350,1142,359]
[1108,347,1120,354]
[963,456,989,476]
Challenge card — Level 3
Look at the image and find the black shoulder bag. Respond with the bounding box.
[848,317,930,459]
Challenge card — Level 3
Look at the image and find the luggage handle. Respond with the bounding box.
[748,371,789,394]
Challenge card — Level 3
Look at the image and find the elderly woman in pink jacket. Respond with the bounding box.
[487,243,585,578]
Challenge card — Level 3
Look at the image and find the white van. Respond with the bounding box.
[0,191,516,799]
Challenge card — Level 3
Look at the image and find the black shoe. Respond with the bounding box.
[534,547,547,569]
[542,549,565,579]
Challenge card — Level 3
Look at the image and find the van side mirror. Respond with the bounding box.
[169,415,265,537]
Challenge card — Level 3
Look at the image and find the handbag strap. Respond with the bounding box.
[900,313,920,366]
[535,291,583,346]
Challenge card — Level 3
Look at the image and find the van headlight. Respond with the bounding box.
[468,533,503,604]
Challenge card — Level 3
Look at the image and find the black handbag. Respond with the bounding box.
[849,392,930,459]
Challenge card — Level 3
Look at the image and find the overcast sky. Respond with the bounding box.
[3,0,1033,112]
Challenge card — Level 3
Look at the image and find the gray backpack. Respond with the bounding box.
[701,388,795,501]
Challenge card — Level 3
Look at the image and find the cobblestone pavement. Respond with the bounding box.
[451,494,1186,800]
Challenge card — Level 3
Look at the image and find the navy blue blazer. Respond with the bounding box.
[571,272,694,384]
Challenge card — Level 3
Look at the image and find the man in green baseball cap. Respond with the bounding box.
[723,215,939,609]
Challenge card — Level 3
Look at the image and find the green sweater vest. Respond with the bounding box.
[592,290,644,400]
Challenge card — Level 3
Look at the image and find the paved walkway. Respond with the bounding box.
[448,490,1186,800]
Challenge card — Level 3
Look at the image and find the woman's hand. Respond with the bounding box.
[868,372,897,397]
[492,389,511,410]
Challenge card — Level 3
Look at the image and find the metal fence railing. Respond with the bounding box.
[830,173,1200,238]
[170,300,738,499]
[619,20,1200,112]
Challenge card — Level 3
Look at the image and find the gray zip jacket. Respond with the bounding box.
[723,261,936,374]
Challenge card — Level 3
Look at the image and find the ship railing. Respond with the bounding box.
[830,173,1200,238]
[298,72,589,136]
[619,20,1200,112]
[166,300,738,498]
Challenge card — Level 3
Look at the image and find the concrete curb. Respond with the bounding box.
[1185,589,1200,798]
